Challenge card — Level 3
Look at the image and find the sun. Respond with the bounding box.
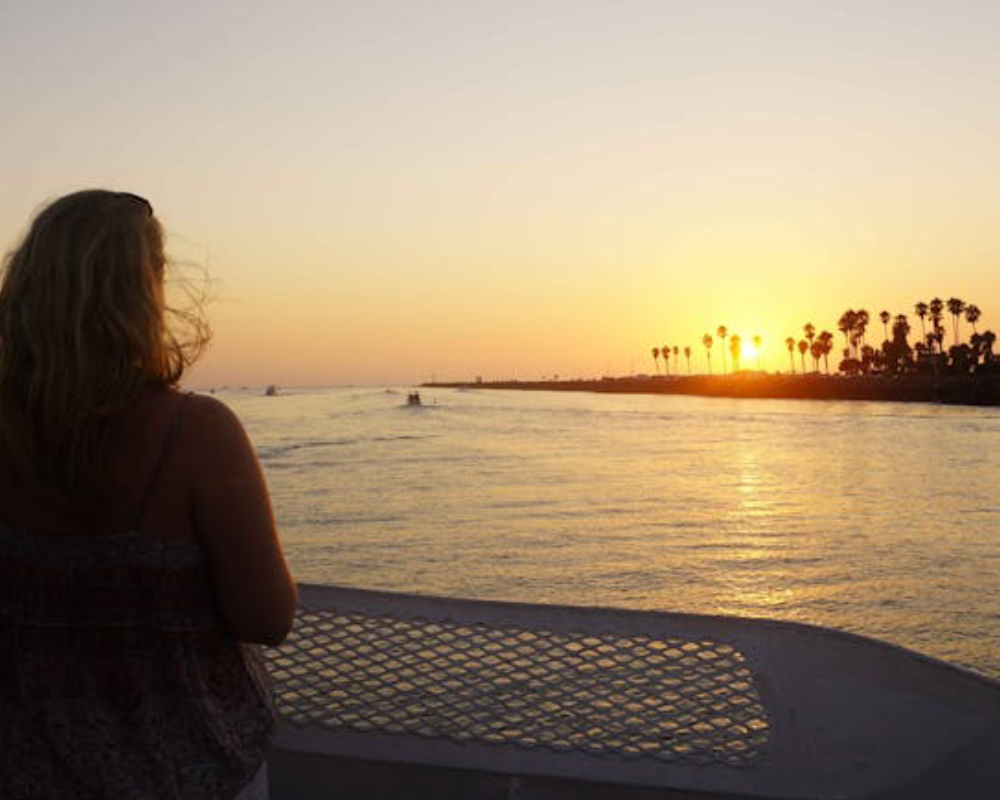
[741,341,759,362]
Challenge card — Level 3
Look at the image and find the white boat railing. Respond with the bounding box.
[265,584,1000,799]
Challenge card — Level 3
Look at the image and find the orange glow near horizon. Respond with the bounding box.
[3,3,1000,387]
[741,340,760,366]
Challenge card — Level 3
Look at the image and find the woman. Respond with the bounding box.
[0,190,297,799]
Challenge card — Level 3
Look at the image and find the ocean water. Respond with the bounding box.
[223,386,1000,680]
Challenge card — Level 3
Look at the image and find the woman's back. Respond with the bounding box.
[0,191,296,799]
[0,388,280,799]
[0,386,195,540]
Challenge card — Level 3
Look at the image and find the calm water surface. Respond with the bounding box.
[223,387,1000,680]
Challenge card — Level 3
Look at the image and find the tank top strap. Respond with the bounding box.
[133,392,192,532]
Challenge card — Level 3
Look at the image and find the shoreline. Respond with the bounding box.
[426,373,1000,406]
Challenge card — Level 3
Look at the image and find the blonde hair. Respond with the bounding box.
[0,189,210,496]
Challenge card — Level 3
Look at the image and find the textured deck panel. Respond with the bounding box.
[265,584,1000,800]
[268,607,770,766]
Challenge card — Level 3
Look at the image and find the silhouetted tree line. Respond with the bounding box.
[829,298,994,376]
[651,296,995,378]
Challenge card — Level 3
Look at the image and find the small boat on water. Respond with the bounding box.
[265,384,279,397]
[406,391,421,406]
[266,585,1000,800]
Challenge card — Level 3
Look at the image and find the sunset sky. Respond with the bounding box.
[2,1,999,386]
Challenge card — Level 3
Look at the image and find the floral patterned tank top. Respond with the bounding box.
[0,400,275,799]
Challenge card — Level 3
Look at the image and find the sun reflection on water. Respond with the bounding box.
[232,387,1000,680]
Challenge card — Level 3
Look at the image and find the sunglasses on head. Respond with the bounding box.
[114,192,153,216]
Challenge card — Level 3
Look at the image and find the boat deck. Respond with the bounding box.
[265,585,1000,799]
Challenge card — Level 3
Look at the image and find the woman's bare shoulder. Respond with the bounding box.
[176,393,257,476]
[180,393,247,438]
[182,392,241,421]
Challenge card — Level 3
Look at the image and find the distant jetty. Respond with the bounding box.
[427,373,1000,406]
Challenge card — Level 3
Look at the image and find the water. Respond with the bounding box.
[223,386,1000,680]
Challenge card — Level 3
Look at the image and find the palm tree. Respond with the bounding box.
[672,346,680,371]
[915,301,929,342]
[879,310,890,343]
[810,340,823,373]
[929,298,944,353]
[838,310,856,356]
[803,324,816,371]
[818,331,834,374]
[983,330,996,362]
[888,314,911,373]
[785,337,796,373]
[797,339,809,374]
[947,298,965,346]
[717,325,728,375]
[971,332,983,365]
[661,345,671,375]
[893,314,910,339]
[966,304,981,335]
[729,334,741,372]
[860,344,876,373]
[651,347,660,375]
[855,309,870,351]
[702,334,713,374]
[683,346,692,373]
[752,335,762,370]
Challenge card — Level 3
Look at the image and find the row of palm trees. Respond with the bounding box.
[822,298,991,374]
[785,327,836,374]
[843,299,993,375]
[650,297,992,377]
[652,327,762,376]
[908,298,981,353]
[650,345,693,375]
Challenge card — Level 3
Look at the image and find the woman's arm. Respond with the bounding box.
[187,394,298,646]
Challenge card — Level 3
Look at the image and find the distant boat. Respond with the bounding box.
[265,384,279,397]
[407,391,421,406]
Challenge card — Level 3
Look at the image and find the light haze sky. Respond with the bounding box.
[2,1,998,386]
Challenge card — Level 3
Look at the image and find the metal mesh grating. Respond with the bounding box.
[266,605,771,768]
